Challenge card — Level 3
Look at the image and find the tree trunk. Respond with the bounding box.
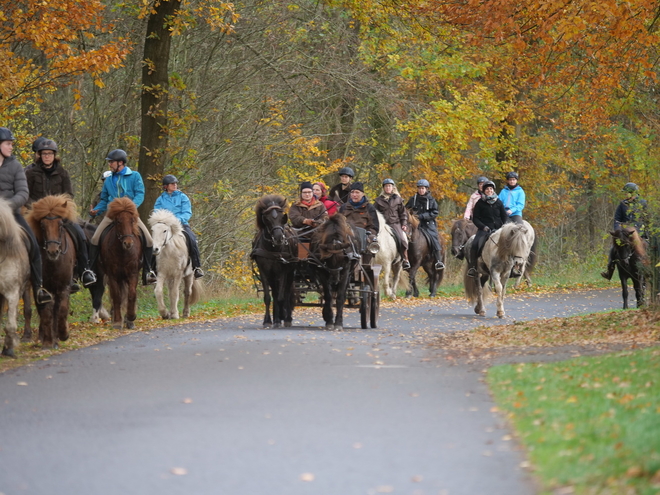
[138,0,181,223]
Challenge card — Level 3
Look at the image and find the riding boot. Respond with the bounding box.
[142,245,157,285]
[434,250,445,270]
[88,244,99,271]
[467,243,478,278]
[402,249,411,270]
[600,262,615,281]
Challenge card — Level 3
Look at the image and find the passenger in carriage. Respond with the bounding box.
[328,166,354,205]
[464,176,488,220]
[154,174,204,279]
[374,178,410,270]
[601,182,648,281]
[25,138,97,292]
[340,182,380,253]
[88,149,157,285]
[466,181,508,278]
[313,182,338,217]
[0,127,53,304]
[289,181,328,239]
[405,179,445,270]
[498,171,525,224]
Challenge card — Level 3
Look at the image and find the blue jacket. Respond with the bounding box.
[154,189,192,225]
[93,166,145,214]
[498,185,525,218]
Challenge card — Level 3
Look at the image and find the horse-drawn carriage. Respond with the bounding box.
[252,195,381,330]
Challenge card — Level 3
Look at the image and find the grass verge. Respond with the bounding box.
[488,347,660,494]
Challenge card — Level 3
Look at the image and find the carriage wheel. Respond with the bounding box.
[359,288,370,329]
[370,291,380,329]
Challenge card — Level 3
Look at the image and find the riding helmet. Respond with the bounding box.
[338,166,354,177]
[105,149,128,163]
[416,179,430,188]
[163,174,179,186]
[382,178,395,186]
[37,139,58,153]
[505,171,519,180]
[622,182,639,193]
[477,176,488,185]
[32,137,47,152]
[482,181,497,193]
[0,127,15,142]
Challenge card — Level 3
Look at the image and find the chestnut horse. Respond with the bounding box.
[406,211,446,297]
[26,195,78,348]
[100,197,142,330]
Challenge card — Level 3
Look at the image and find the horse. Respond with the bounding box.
[251,195,298,328]
[406,211,446,297]
[373,210,402,299]
[309,213,360,330]
[610,226,647,309]
[99,197,142,330]
[149,209,202,319]
[0,198,31,358]
[25,195,78,348]
[464,220,535,318]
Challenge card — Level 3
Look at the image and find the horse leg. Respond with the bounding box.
[474,274,487,316]
[1,294,19,358]
[634,274,645,308]
[321,282,334,330]
[391,262,402,300]
[492,271,506,319]
[333,271,350,331]
[261,278,272,328]
[182,274,194,318]
[282,271,294,327]
[154,274,169,319]
[107,278,124,330]
[21,286,33,342]
[271,282,282,329]
[124,275,138,330]
[57,293,70,342]
[406,265,420,298]
[167,274,181,319]
[619,269,629,309]
[38,298,55,348]
[89,278,109,323]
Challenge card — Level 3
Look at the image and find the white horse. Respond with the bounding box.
[374,210,403,299]
[464,220,535,318]
[0,198,31,357]
[149,210,202,319]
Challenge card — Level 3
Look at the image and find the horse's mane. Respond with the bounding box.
[26,194,78,233]
[618,227,647,260]
[255,194,287,230]
[148,209,183,236]
[0,197,27,257]
[451,218,471,235]
[497,222,532,259]
[312,213,354,257]
[407,210,419,229]
[107,197,139,220]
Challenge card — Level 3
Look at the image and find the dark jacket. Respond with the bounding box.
[340,200,380,234]
[25,162,73,204]
[472,197,508,232]
[614,197,648,233]
[0,155,29,212]
[329,182,351,205]
[406,192,439,233]
[375,193,407,228]
[289,199,328,230]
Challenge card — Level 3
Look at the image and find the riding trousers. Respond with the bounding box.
[182,224,201,269]
[14,212,44,288]
[90,214,153,247]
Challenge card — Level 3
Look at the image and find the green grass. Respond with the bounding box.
[488,348,660,494]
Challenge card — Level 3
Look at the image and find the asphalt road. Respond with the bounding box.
[0,288,622,495]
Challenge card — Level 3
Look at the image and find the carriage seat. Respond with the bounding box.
[298,242,311,260]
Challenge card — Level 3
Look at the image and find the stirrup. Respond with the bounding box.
[402,260,411,270]
[193,267,204,279]
[36,288,54,305]
[144,270,157,285]
[70,281,81,294]
[467,267,477,278]
[82,269,97,287]
[435,261,445,270]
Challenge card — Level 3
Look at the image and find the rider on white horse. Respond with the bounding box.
[154,175,204,279]
[374,178,410,270]
[467,181,508,278]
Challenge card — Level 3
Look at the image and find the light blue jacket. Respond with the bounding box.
[154,189,192,225]
[498,185,525,218]
[93,166,145,214]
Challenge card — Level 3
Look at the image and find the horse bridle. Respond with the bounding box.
[262,205,288,246]
[153,222,174,248]
[42,215,70,254]
[113,218,137,242]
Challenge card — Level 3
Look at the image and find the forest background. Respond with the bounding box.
[4,0,660,291]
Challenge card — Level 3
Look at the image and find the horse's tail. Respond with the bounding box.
[526,232,539,274]
[190,279,205,306]
[463,263,479,303]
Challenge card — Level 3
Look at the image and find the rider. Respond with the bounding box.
[464,176,488,220]
[466,181,508,278]
[289,181,328,238]
[0,127,53,304]
[405,179,445,270]
[329,167,354,205]
[374,178,410,270]
[154,174,204,279]
[313,182,338,216]
[601,182,649,281]
[25,139,97,290]
[88,149,157,285]
[25,137,47,172]
[498,171,525,224]
[340,182,380,254]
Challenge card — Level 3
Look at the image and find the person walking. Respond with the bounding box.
[405,179,445,270]
[88,149,157,285]
[498,171,525,224]
[374,178,410,269]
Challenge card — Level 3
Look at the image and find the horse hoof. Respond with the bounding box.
[125,321,135,330]
[283,321,292,328]
[21,336,32,343]
[170,314,180,320]
[1,346,15,358]
[273,323,281,329]
[334,325,343,331]
[59,332,69,342]
[112,322,123,330]
[497,312,505,319]
[325,323,334,330]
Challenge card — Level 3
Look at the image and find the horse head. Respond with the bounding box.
[149,209,183,256]
[256,195,288,247]
[107,198,140,251]
[611,227,647,265]
[451,218,476,258]
[27,195,79,262]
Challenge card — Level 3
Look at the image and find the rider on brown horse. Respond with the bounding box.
[375,178,410,270]
[467,181,508,278]
[405,179,444,270]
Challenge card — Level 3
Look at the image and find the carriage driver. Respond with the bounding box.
[88,149,157,285]
[466,181,508,278]
[464,176,488,220]
[0,127,53,304]
[154,175,204,279]
[601,182,649,281]
[329,166,354,205]
[375,178,410,270]
[289,181,328,238]
[405,179,445,270]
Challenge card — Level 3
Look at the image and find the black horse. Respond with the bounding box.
[252,195,298,328]
[610,226,647,309]
[309,214,360,330]
[406,211,446,297]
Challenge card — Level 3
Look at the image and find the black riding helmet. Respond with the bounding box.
[338,166,354,177]
[106,149,128,164]
[623,182,639,193]
[482,181,497,194]
[0,127,15,142]
[505,171,519,180]
[477,176,488,185]
[32,137,47,152]
[37,139,58,153]
[163,174,179,186]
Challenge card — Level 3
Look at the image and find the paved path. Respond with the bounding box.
[0,289,621,495]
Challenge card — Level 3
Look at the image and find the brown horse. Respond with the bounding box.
[101,197,142,330]
[26,195,78,348]
[450,218,477,259]
[406,212,446,297]
[611,227,648,309]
